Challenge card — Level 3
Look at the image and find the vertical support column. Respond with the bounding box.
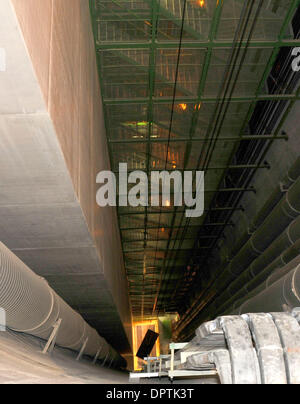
[102,353,109,367]
[170,343,175,382]
[93,346,103,365]
[147,357,151,373]
[76,338,89,361]
[42,318,62,354]
[0,308,6,332]
[108,357,114,369]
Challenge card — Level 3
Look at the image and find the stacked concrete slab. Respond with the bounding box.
[0,0,132,355]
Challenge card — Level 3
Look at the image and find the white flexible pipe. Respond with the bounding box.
[0,242,125,368]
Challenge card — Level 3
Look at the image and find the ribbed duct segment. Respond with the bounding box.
[0,242,125,368]
[236,260,300,314]
[214,215,300,315]
[211,176,300,297]
[176,157,300,335]
[0,245,54,332]
[176,170,300,338]
[231,157,300,256]
[225,240,300,314]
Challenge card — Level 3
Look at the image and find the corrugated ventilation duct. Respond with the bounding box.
[0,242,125,368]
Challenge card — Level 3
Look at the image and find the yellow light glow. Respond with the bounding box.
[132,320,160,370]
[198,0,205,7]
[178,103,187,111]
[165,200,171,207]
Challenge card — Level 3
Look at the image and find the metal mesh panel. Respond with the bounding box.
[155,48,205,97]
[217,0,294,41]
[90,0,300,318]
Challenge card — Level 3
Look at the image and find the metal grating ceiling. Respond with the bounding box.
[90,0,300,320]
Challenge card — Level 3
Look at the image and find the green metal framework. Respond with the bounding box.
[90,0,300,320]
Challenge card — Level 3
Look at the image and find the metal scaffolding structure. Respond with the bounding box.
[90,0,300,321]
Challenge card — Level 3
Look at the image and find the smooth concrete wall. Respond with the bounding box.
[2,0,132,352]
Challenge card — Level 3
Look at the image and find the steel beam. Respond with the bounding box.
[124,247,210,254]
[123,235,219,243]
[103,94,300,105]
[120,206,243,216]
[121,222,234,231]
[96,39,300,50]
[108,134,288,144]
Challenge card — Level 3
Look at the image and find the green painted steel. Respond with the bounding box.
[89,0,300,319]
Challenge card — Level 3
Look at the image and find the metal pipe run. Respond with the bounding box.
[231,156,300,256]
[210,175,300,295]
[174,157,300,334]
[0,242,125,368]
[175,168,300,337]
[225,240,300,315]
[234,258,300,314]
[214,214,300,316]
